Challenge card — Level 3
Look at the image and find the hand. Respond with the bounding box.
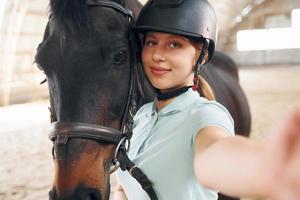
[266,106,300,200]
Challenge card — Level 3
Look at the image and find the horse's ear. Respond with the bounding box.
[126,0,142,19]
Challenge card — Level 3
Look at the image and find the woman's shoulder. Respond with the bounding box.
[189,98,234,126]
[191,97,230,114]
[188,97,235,135]
[134,101,154,119]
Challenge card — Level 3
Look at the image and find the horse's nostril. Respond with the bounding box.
[75,188,101,200]
[85,193,100,200]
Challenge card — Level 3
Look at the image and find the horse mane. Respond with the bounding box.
[49,0,89,43]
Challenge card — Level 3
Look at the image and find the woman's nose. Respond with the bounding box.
[152,46,166,62]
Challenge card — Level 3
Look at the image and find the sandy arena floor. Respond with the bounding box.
[0,65,299,200]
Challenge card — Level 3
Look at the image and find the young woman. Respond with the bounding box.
[113,0,300,199]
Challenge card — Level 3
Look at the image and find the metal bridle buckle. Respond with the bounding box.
[129,107,134,119]
[110,137,131,174]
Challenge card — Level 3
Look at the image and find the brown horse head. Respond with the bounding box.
[35,0,154,199]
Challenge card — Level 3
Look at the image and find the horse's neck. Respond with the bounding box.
[134,63,155,109]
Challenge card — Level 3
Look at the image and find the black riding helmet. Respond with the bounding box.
[134,0,218,64]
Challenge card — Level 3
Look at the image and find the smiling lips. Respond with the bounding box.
[150,66,171,76]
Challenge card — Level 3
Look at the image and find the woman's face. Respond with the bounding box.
[141,32,201,92]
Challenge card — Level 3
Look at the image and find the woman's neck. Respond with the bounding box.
[155,85,193,112]
[155,98,175,112]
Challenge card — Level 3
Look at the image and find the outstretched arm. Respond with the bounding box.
[193,107,300,199]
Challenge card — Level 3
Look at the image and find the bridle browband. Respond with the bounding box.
[48,1,158,199]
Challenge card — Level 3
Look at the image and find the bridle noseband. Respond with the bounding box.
[48,1,158,200]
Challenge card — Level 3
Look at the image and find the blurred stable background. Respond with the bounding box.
[0,0,300,199]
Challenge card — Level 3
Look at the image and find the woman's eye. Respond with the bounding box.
[145,40,156,47]
[169,42,182,48]
[113,50,128,65]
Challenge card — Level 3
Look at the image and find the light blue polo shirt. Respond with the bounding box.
[116,89,234,200]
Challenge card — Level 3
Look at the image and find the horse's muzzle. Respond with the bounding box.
[49,187,103,200]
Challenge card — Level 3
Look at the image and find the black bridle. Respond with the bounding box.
[48,1,158,199]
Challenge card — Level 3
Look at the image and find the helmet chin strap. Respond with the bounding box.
[192,59,203,91]
[192,40,209,91]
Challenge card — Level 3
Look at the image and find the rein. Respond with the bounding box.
[48,1,158,199]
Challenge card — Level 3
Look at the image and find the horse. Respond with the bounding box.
[34,0,251,200]
[206,51,251,136]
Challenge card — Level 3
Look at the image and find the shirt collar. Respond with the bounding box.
[151,88,200,116]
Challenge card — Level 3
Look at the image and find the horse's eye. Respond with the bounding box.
[113,50,128,65]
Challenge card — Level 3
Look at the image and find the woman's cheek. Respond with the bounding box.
[141,47,149,63]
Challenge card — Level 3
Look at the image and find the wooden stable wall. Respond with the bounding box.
[221,0,300,66]
[0,0,48,106]
[229,49,300,66]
